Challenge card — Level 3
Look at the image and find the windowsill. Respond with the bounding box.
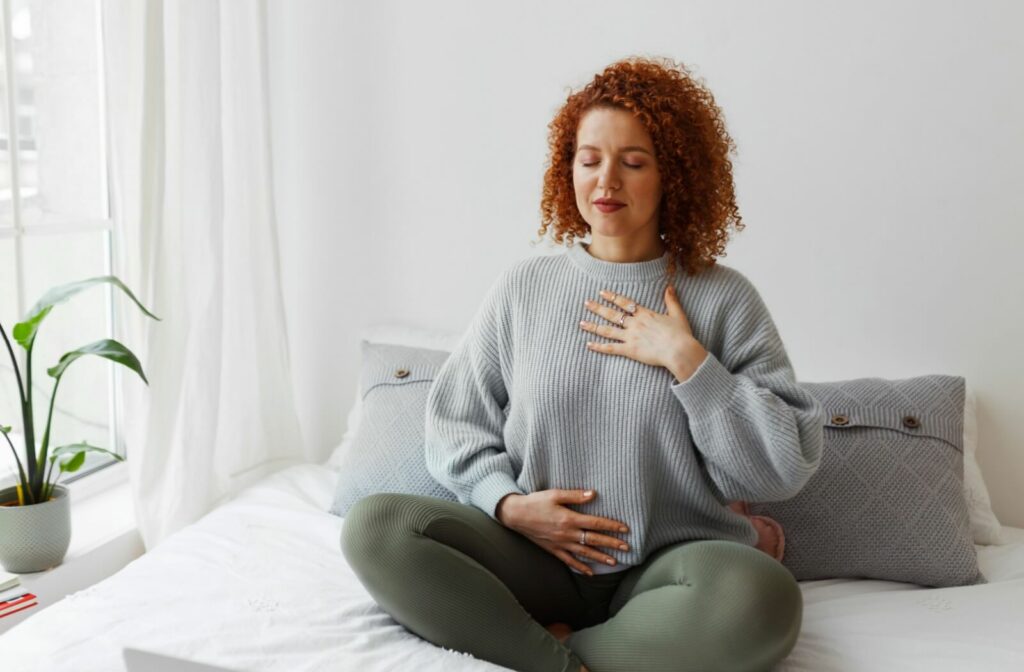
[1,461,143,633]
[66,460,136,560]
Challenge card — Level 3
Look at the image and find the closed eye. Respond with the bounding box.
[581,162,644,169]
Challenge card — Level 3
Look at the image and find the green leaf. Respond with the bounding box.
[59,451,86,473]
[12,275,160,350]
[0,425,10,434]
[12,306,52,348]
[46,339,149,384]
[49,441,124,463]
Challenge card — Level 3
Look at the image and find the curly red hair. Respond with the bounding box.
[536,56,745,279]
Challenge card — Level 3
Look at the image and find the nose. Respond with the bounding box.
[597,161,620,191]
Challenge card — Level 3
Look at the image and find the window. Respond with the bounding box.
[0,0,121,490]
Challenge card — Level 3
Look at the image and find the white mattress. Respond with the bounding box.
[1,462,1023,671]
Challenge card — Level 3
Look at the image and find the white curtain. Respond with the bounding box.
[101,0,308,550]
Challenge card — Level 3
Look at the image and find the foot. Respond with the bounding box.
[544,623,590,671]
[545,622,573,643]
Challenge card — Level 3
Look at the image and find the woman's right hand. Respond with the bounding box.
[496,489,630,576]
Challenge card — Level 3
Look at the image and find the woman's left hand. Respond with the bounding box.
[580,284,708,381]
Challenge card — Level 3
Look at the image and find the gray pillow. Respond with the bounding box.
[746,374,986,588]
[328,340,458,517]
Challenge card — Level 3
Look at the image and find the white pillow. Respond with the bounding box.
[323,323,465,471]
[962,385,1005,545]
[325,327,1006,546]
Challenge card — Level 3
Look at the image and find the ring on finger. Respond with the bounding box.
[580,530,588,545]
[617,312,629,326]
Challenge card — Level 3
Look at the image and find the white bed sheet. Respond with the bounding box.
[1,462,1022,671]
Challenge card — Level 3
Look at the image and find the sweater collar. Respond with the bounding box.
[566,241,673,284]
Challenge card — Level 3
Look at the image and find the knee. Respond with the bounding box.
[712,545,803,665]
[340,493,410,568]
[739,556,802,644]
[681,541,803,667]
[704,543,800,620]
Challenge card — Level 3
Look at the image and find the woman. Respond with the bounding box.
[342,56,824,672]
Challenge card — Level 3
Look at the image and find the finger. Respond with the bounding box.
[570,543,617,567]
[573,514,630,535]
[579,320,627,341]
[575,532,630,553]
[553,548,594,576]
[583,298,626,326]
[598,289,641,315]
[584,296,638,326]
[664,284,682,316]
[554,489,595,505]
[585,340,622,355]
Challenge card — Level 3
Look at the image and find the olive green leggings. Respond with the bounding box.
[340,493,803,672]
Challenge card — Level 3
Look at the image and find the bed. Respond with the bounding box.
[0,459,1022,671]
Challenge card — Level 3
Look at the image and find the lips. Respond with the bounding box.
[595,202,625,213]
[594,198,625,206]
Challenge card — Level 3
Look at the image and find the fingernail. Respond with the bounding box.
[619,526,628,533]
[584,490,593,497]
[605,559,615,565]
[619,544,628,551]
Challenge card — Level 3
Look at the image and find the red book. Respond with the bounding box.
[0,600,38,618]
[0,592,37,617]
[1,591,33,604]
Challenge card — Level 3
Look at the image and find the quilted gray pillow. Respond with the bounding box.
[328,340,458,517]
[746,374,986,588]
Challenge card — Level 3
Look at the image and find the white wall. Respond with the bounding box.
[266,0,1024,527]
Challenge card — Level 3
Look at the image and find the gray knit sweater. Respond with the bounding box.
[424,241,825,575]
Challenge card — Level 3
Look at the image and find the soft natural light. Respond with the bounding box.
[0,0,116,488]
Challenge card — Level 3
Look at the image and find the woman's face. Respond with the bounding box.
[572,106,662,243]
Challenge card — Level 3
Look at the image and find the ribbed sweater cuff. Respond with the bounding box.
[471,471,525,522]
[669,351,739,419]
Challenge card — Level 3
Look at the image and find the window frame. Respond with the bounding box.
[0,0,124,489]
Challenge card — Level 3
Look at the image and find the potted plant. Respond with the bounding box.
[0,276,159,573]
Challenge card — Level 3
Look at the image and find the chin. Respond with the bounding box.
[587,221,637,237]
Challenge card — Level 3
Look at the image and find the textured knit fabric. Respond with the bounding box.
[328,341,458,517]
[424,241,826,575]
[748,374,986,587]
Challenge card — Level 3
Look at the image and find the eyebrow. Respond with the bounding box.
[576,144,653,156]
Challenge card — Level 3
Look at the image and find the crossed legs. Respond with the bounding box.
[341,493,802,672]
